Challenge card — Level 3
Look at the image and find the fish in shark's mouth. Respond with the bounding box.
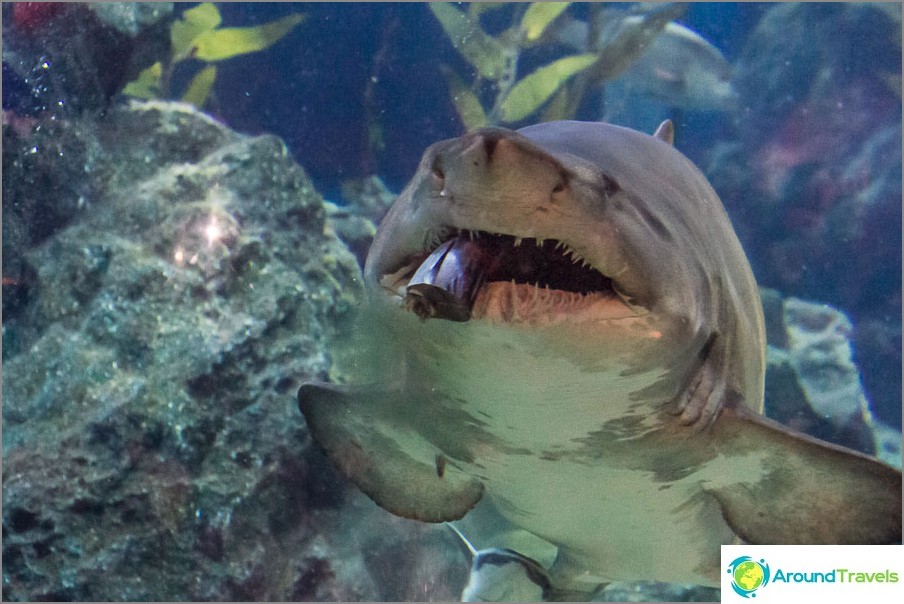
[379,229,632,323]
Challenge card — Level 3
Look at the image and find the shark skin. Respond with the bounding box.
[298,121,902,596]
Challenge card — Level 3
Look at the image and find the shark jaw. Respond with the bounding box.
[377,228,645,327]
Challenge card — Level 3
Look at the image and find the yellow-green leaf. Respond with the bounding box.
[181,65,217,107]
[122,61,163,99]
[499,53,596,123]
[429,3,507,80]
[442,66,487,131]
[540,82,573,122]
[185,2,222,29]
[171,3,222,59]
[467,3,507,19]
[191,13,305,62]
[521,2,570,42]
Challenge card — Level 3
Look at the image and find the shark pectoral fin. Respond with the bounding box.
[708,404,902,544]
[298,381,483,522]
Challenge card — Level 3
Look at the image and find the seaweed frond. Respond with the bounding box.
[123,3,305,110]
[431,2,685,130]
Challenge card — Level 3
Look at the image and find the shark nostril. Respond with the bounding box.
[482,136,499,161]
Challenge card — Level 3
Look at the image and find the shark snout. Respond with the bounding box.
[433,128,569,217]
[437,130,529,188]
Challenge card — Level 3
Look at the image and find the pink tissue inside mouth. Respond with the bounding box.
[471,281,636,325]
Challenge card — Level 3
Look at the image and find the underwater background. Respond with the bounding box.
[2,2,901,601]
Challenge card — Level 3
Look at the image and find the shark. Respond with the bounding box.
[615,22,738,111]
[298,120,902,597]
[557,15,739,112]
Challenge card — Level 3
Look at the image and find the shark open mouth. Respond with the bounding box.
[380,230,636,323]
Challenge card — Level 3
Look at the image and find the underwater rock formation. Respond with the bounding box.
[706,2,902,430]
[323,176,398,265]
[761,294,898,464]
[1,2,173,116]
[1,101,464,601]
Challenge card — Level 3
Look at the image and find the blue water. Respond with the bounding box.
[181,1,764,192]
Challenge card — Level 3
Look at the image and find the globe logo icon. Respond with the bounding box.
[727,556,770,598]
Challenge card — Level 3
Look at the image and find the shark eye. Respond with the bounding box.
[431,159,445,183]
[552,170,570,196]
[601,174,620,197]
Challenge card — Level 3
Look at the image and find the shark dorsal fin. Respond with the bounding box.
[653,120,675,145]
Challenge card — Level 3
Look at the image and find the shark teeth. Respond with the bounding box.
[405,229,612,301]
[557,244,587,266]
[440,229,595,268]
[448,227,592,268]
[424,227,452,250]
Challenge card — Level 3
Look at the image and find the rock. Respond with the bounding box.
[594,581,719,602]
[706,2,901,428]
[734,3,900,136]
[339,175,398,223]
[323,200,377,267]
[324,176,399,265]
[1,100,465,601]
[1,2,172,116]
[763,296,894,456]
[873,422,904,470]
[784,298,870,428]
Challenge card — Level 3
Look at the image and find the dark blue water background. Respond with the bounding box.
[195,2,768,193]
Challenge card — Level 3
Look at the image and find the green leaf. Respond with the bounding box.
[499,53,597,123]
[191,13,305,62]
[442,66,487,131]
[181,65,217,107]
[171,3,221,59]
[521,2,570,42]
[467,3,507,19]
[185,2,222,29]
[540,83,573,122]
[122,62,163,99]
[429,3,508,80]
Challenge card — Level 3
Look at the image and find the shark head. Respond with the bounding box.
[364,120,765,426]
